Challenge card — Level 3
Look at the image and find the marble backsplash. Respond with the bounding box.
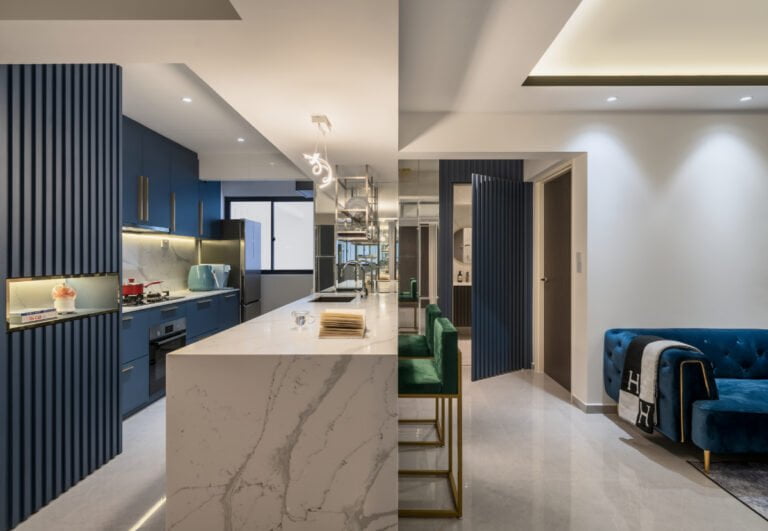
[122,233,198,292]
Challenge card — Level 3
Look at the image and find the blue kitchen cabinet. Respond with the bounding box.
[122,118,143,226]
[187,295,221,341]
[121,310,152,364]
[141,129,172,230]
[122,117,222,236]
[171,144,200,237]
[199,179,222,239]
[121,356,149,417]
[154,302,186,323]
[219,291,241,329]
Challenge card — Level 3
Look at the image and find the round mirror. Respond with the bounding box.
[453,227,471,264]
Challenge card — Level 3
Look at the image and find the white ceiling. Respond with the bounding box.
[122,63,303,181]
[532,0,768,76]
[3,0,768,200]
[0,0,399,185]
[399,0,768,113]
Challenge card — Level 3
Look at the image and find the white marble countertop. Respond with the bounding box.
[121,287,238,314]
[172,291,397,356]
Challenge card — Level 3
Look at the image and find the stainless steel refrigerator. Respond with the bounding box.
[200,219,262,322]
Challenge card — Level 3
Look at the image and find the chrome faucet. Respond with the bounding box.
[341,260,370,298]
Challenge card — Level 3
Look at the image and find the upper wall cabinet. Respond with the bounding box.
[199,180,222,239]
[122,117,219,237]
[171,144,200,237]
[141,129,172,230]
[123,118,144,226]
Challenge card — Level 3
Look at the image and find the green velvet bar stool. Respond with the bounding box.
[398,304,445,446]
[399,278,419,332]
[398,304,441,358]
[398,317,463,519]
[398,277,418,302]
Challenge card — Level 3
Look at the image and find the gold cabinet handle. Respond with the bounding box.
[145,176,150,221]
[138,176,144,221]
[171,192,176,232]
[198,200,204,236]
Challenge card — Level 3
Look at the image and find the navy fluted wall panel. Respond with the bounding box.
[471,167,532,380]
[438,160,532,381]
[0,64,122,530]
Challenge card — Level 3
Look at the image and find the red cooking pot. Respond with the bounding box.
[122,279,163,297]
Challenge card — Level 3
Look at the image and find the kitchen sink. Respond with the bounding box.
[309,295,357,303]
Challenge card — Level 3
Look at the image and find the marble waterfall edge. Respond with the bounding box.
[166,354,398,530]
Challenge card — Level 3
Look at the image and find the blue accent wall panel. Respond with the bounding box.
[0,64,122,530]
[472,168,533,380]
[438,160,532,381]
[0,64,8,531]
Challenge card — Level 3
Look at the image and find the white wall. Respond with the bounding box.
[401,111,768,406]
[260,274,314,314]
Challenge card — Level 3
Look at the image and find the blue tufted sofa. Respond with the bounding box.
[604,329,768,468]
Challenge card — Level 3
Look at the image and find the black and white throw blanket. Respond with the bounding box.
[619,335,699,433]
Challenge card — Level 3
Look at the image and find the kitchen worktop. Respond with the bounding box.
[173,291,397,355]
[166,292,398,530]
[121,287,237,314]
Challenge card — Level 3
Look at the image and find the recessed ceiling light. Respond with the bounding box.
[740,95,753,102]
[237,137,245,143]
[269,162,276,166]
[606,96,618,103]
[181,97,192,103]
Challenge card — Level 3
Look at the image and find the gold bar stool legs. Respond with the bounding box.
[398,397,445,447]
[704,450,711,473]
[398,322,463,518]
[398,393,463,518]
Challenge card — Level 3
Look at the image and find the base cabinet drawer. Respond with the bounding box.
[220,292,241,330]
[121,311,152,364]
[187,296,220,340]
[154,303,186,322]
[121,356,149,418]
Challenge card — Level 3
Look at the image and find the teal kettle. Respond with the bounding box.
[188,265,217,291]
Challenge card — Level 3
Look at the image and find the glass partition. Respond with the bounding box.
[397,160,439,332]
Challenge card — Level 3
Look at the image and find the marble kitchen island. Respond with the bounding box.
[166,292,398,531]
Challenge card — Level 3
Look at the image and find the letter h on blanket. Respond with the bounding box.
[619,335,699,433]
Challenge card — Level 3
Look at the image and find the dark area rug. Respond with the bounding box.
[689,461,768,521]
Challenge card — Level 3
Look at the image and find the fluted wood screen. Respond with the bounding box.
[0,64,122,529]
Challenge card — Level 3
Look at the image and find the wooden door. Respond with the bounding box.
[543,172,572,391]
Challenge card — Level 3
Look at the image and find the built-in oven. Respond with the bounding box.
[148,317,186,402]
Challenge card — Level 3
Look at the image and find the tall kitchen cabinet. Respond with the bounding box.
[0,64,123,531]
[122,117,219,237]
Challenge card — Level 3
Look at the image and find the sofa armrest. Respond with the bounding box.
[604,329,718,442]
[656,348,718,442]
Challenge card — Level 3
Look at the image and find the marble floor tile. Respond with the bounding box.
[398,370,767,531]
[15,369,767,530]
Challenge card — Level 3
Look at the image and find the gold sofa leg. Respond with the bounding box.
[704,450,711,473]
